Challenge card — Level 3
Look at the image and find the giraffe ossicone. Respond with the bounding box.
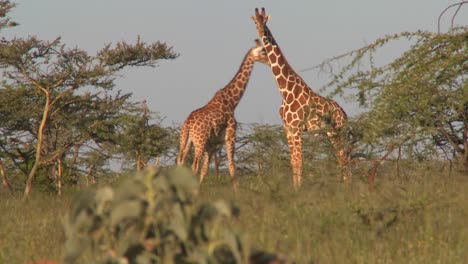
[252,7,351,187]
[177,39,269,191]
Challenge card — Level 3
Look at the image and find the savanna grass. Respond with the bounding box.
[199,163,468,263]
[1,162,467,264]
[0,192,69,264]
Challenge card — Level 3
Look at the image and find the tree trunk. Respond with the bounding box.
[463,124,467,174]
[57,158,63,197]
[24,93,51,197]
[85,165,95,186]
[136,150,144,171]
[0,159,11,193]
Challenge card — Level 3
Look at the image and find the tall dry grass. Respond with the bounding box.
[0,193,67,264]
[1,161,467,263]
[199,162,468,263]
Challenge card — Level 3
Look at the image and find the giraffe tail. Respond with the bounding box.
[176,122,191,166]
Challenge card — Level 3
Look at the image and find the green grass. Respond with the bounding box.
[1,163,468,263]
[199,164,468,263]
[0,192,68,264]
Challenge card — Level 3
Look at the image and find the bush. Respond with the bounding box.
[63,166,285,264]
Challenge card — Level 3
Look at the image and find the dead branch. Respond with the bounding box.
[438,1,468,33]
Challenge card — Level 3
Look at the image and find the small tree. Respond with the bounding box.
[117,100,174,172]
[0,12,178,196]
[0,85,136,191]
[236,123,289,175]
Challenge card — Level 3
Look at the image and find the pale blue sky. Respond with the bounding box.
[4,1,467,125]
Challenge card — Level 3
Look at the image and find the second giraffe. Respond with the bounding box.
[177,39,269,190]
[252,7,351,187]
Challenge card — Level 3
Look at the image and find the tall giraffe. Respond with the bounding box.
[252,8,350,187]
[177,39,269,190]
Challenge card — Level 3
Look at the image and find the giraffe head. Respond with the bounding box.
[251,7,271,36]
[251,39,270,65]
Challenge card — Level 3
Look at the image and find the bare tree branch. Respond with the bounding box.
[438,1,468,33]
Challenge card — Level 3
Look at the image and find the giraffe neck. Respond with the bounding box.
[209,50,256,111]
[261,25,314,100]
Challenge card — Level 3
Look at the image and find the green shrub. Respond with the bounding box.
[63,166,285,264]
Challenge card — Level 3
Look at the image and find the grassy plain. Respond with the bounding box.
[1,162,467,263]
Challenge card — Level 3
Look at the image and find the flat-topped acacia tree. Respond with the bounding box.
[0,2,178,196]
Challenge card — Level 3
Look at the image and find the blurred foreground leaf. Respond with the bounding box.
[63,167,286,263]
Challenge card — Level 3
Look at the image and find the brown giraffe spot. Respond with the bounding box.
[281,65,288,77]
[293,87,302,97]
[298,94,308,104]
[286,93,294,104]
[272,65,281,75]
[290,100,300,111]
[268,53,277,64]
[277,55,285,66]
[276,76,286,87]
[323,102,329,113]
[290,119,300,127]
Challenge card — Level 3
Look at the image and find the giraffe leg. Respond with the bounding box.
[225,118,239,191]
[191,143,204,177]
[177,139,192,166]
[199,150,211,184]
[191,156,200,175]
[285,127,303,188]
[179,141,192,166]
[337,149,352,182]
[177,124,191,165]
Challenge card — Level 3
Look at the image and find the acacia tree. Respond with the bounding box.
[0,0,17,192]
[0,6,178,195]
[0,85,135,192]
[235,123,289,175]
[46,91,137,194]
[116,100,175,172]
[317,25,467,178]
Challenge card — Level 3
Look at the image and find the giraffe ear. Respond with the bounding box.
[266,15,271,22]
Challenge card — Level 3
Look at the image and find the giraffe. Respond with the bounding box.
[177,39,269,190]
[252,8,350,187]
